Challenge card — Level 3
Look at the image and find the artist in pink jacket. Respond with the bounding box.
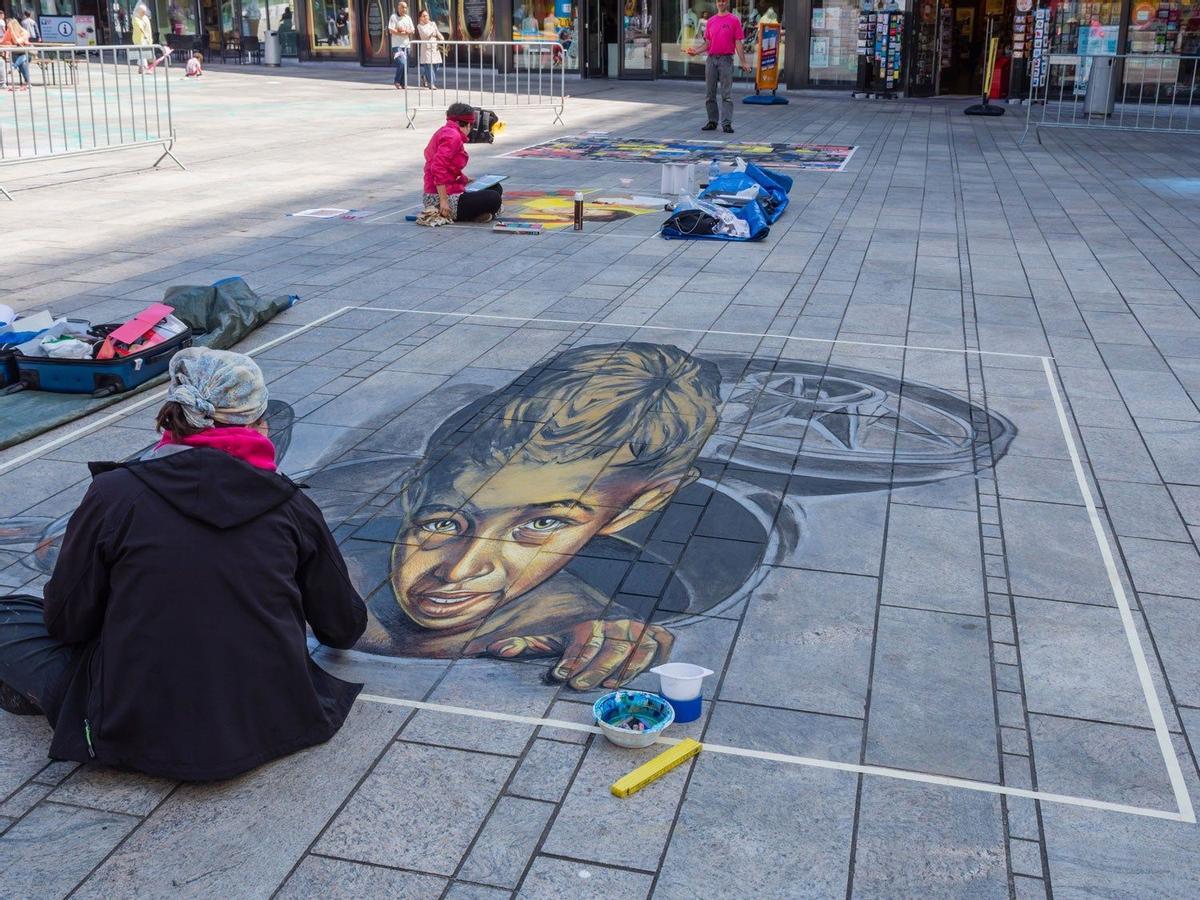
[422,103,504,223]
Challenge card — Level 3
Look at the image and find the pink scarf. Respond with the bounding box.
[156,427,277,471]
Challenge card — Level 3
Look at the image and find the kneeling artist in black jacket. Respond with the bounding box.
[0,347,367,781]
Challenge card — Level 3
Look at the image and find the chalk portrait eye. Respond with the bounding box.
[514,516,570,538]
[419,518,460,535]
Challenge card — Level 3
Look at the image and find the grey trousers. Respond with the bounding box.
[705,54,734,126]
[0,595,74,721]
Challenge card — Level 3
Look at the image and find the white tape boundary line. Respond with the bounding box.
[356,693,1187,823]
[0,304,1184,821]
[1041,357,1196,824]
[0,305,358,479]
[364,307,1052,360]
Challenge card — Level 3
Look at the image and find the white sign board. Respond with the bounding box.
[75,15,97,46]
[39,15,76,43]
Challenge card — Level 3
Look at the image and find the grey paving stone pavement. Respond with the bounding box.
[1,64,1199,898]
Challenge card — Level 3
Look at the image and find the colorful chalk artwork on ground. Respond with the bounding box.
[502,135,858,171]
[0,342,1015,693]
[500,190,664,229]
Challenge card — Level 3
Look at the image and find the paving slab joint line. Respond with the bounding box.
[1041,357,1196,825]
[355,694,1190,823]
[361,307,1054,360]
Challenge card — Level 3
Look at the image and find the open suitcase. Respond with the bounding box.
[12,326,194,397]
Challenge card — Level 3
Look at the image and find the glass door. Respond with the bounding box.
[583,0,610,76]
[619,0,654,78]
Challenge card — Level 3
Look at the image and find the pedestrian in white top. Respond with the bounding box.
[388,1,414,89]
[20,10,37,41]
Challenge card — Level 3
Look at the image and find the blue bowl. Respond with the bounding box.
[593,690,675,748]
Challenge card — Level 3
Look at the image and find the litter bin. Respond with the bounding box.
[1084,55,1120,117]
[264,30,281,66]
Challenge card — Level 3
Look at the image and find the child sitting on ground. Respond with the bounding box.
[185,51,203,77]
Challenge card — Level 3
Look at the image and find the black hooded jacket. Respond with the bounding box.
[42,446,367,781]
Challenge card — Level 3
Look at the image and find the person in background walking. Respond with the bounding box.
[132,3,153,73]
[0,12,32,91]
[686,0,747,134]
[416,8,442,89]
[336,5,350,46]
[20,8,37,41]
[388,0,413,89]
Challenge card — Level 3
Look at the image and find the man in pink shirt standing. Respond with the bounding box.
[687,0,748,133]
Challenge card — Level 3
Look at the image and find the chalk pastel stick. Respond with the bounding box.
[610,738,702,798]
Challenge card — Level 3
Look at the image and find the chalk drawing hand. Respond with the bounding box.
[473,619,673,690]
[554,619,671,690]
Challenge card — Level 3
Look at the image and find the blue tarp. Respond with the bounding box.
[661,163,791,242]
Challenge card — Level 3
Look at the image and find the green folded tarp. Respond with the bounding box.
[0,278,293,451]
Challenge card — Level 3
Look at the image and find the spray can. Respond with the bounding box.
[573,192,584,231]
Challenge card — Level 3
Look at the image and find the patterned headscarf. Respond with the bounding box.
[166,348,269,430]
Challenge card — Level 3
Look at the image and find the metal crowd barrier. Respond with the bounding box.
[1022,53,1200,143]
[402,40,566,129]
[0,43,184,200]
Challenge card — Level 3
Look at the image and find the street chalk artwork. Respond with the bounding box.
[0,346,1014,691]
[503,135,858,172]
[500,190,664,229]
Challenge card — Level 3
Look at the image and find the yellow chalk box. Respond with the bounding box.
[610,739,703,799]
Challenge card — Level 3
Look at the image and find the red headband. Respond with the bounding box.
[448,113,477,125]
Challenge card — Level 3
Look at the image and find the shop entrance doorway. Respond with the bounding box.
[910,0,1011,96]
[582,0,657,78]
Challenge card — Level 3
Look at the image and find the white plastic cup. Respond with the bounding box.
[650,663,713,702]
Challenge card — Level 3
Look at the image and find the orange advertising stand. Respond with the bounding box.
[744,21,788,105]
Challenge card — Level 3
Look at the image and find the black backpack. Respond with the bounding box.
[662,208,721,237]
[467,108,499,144]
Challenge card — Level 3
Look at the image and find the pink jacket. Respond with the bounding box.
[423,122,469,196]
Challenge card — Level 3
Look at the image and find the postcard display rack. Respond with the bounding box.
[854,10,906,98]
[1027,7,1050,94]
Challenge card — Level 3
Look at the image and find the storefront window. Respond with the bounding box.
[156,0,199,35]
[39,0,77,13]
[1048,1,1121,53]
[513,2,564,47]
[660,2,779,80]
[741,0,780,64]
[308,0,357,51]
[514,1,575,70]
[809,0,856,86]
[240,0,265,36]
[277,3,297,53]
[661,1,706,77]
[1128,0,1200,53]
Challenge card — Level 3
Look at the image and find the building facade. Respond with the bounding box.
[79,0,1199,99]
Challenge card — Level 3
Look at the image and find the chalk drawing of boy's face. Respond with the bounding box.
[390,451,692,632]
[387,342,723,634]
